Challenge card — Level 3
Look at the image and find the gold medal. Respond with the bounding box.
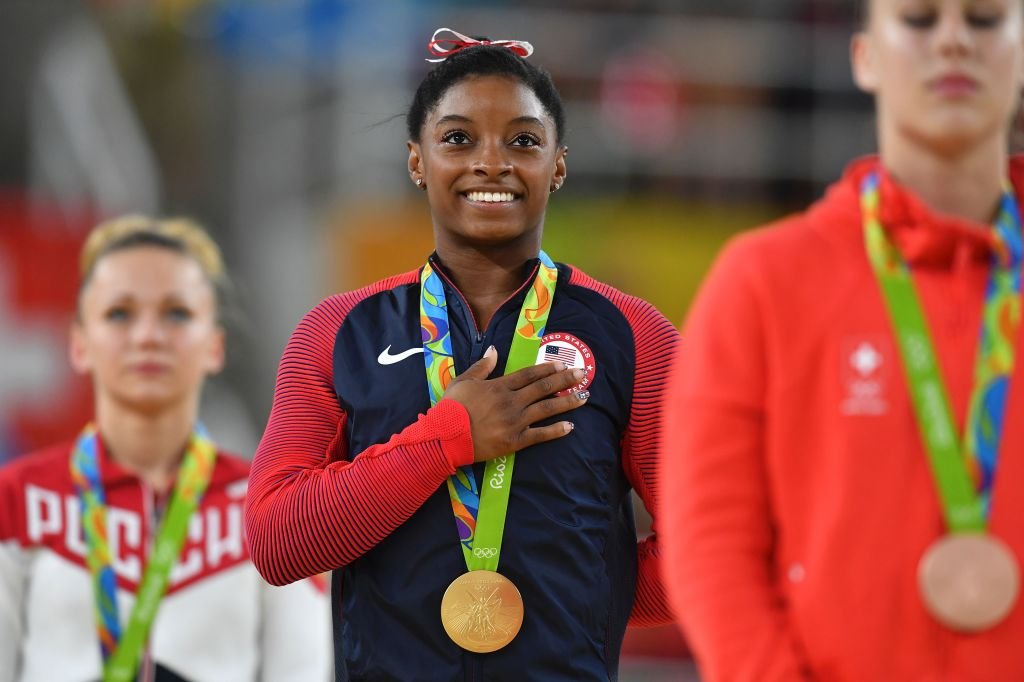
[440,570,524,653]
[918,533,1020,632]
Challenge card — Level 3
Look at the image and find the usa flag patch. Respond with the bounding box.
[543,344,577,366]
[534,332,596,396]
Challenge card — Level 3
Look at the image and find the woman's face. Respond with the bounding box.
[852,0,1024,155]
[408,75,567,252]
[71,246,224,416]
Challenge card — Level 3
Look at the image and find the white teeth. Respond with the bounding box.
[467,191,515,203]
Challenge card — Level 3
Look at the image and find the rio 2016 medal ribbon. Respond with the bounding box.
[862,172,1023,632]
[70,423,217,681]
[420,251,558,652]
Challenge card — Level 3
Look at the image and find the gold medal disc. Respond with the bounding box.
[441,570,524,653]
[918,533,1020,632]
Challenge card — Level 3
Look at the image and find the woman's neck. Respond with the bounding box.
[880,132,1008,225]
[434,240,538,329]
[94,397,197,493]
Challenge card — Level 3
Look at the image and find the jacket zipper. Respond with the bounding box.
[139,482,157,682]
[428,257,541,365]
[428,258,542,682]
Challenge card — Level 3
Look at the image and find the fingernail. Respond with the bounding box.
[486,345,496,356]
[557,361,567,371]
[564,422,575,433]
[576,390,590,401]
[573,369,585,380]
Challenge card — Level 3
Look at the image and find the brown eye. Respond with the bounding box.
[441,130,471,145]
[902,12,937,28]
[967,11,1003,28]
[511,133,540,147]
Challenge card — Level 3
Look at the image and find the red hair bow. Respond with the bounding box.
[426,27,534,63]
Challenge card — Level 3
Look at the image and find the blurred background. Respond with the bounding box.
[0,0,883,679]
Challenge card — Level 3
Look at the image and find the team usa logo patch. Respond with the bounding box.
[535,332,596,396]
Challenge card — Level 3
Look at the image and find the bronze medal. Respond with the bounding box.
[918,533,1020,632]
[441,570,524,653]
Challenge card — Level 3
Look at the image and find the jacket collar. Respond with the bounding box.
[813,155,1024,268]
[79,426,190,490]
[426,252,544,331]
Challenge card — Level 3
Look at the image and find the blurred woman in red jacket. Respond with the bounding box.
[661,1,1024,680]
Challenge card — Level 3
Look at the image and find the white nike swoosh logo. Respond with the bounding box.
[377,345,425,365]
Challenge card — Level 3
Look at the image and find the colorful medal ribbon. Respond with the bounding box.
[420,252,558,571]
[70,423,217,682]
[861,172,1022,531]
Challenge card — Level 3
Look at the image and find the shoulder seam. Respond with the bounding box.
[317,268,420,320]
[565,264,652,315]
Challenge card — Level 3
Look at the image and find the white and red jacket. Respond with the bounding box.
[0,440,331,682]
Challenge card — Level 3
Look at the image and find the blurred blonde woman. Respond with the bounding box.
[0,216,330,682]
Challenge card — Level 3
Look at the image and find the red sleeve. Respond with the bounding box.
[660,237,812,681]
[245,276,476,586]
[0,463,21,544]
[568,268,678,628]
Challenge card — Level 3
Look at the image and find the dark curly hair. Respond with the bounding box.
[406,43,566,144]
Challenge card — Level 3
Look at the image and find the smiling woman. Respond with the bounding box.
[408,75,565,288]
[0,216,331,682]
[245,28,680,681]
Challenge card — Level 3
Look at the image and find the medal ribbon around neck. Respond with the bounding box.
[861,172,1023,532]
[420,251,558,571]
[70,423,217,682]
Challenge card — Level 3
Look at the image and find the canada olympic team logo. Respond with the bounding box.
[535,333,596,396]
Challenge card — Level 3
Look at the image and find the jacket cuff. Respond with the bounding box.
[423,399,475,469]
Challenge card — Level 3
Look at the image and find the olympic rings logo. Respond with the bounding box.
[472,547,498,558]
